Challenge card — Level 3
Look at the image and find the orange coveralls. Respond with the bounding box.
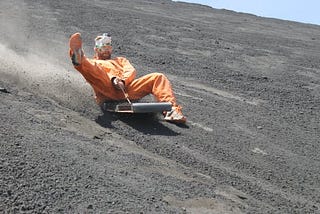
[71,54,178,106]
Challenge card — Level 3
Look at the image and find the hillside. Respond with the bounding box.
[1,0,320,213]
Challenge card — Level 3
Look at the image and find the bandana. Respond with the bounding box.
[95,33,112,48]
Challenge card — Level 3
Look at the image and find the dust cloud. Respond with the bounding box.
[0,1,93,108]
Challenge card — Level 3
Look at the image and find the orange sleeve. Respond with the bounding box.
[119,57,136,86]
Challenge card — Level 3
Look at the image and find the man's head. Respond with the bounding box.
[94,33,112,60]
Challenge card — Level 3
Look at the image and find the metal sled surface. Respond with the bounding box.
[104,102,172,113]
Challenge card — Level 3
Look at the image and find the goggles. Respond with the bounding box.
[95,33,112,49]
[96,45,112,51]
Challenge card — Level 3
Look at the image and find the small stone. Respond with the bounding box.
[0,87,9,93]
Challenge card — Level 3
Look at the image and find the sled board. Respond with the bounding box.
[104,102,172,113]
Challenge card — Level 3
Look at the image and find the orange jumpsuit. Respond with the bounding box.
[71,54,178,106]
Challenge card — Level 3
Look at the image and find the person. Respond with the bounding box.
[68,32,186,123]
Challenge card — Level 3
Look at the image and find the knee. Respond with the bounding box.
[152,72,166,79]
[142,72,169,83]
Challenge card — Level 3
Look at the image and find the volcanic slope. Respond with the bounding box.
[1,0,320,213]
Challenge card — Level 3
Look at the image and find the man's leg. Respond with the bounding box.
[127,73,186,123]
[126,73,176,104]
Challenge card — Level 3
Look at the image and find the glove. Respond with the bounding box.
[112,77,125,90]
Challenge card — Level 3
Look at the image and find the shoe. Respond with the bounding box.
[163,106,187,124]
[69,32,83,66]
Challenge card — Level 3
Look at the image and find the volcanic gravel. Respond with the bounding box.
[1,0,320,213]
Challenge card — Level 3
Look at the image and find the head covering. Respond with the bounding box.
[95,33,112,48]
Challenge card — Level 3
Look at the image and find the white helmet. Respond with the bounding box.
[95,33,112,48]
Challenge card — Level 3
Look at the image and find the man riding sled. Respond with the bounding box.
[69,32,186,123]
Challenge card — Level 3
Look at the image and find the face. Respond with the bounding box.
[95,45,112,60]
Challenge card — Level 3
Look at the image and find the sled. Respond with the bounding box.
[102,84,172,113]
[103,102,172,113]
